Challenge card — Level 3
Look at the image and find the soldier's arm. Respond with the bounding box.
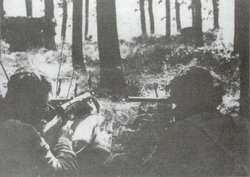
[26,124,78,177]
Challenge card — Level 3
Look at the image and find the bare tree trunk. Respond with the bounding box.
[148,0,155,34]
[192,1,195,27]
[0,0,4,19]
[175,0,181,32]
[44,0,56,50]
[61,0,68,41]
[140,0,147,37]
[0,0,3,40]
[166,0,171,38]
[192,0,203,47]
[25,0,32,17]
[72,0,85,69]
[234,0,239,53]
[96,0,126,93]
[237,0,249,119]
[212,0,219,29]
[84,0,89,40]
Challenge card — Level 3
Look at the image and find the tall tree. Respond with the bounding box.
[175,0,181,32]
[44,0,56,50]
[0,0,3,41]
[148,0,155,34]
[25,0,32,17]
[61,0,68,41]
[0,0,4,20]
[234,0,239,53]
[236,0,249,119]
[192,0,203,47]
[72,0,85,68]
[96,0,126,92]
[165,0,171,38]
[139,0,147,37]
[84,0,89,40]
[212,0,219,29]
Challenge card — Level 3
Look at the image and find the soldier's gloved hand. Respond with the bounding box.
[59,126,74,141]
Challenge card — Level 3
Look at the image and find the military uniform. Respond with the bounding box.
[0,71,78,177]
[0,119,78,177]
[146,111,248,177]
[119,67,249,177]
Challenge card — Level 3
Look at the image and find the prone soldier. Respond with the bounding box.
[0,71,78,177]
[146,67,249,176]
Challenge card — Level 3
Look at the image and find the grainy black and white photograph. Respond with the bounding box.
[0,0,248,176]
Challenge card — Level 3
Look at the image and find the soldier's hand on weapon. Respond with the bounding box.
[59,125,74,141]
[36,119,47,133]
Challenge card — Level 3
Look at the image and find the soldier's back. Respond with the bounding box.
[148,111,248,177]
[0,119,40,177]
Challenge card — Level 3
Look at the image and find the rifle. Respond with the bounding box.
[43,92,100,147]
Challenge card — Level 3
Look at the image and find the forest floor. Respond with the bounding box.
[0,31,240,172]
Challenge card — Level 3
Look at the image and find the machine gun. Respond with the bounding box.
[127,96,170,103]
[43,92,100,147]
[50,92,99,118]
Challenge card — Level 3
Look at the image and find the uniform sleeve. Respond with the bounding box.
[27,124,78,177]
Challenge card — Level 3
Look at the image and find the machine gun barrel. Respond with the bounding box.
[127,96,170,103]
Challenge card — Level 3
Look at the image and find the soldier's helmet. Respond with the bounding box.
[167,67,224,112]
[5,70,51,107]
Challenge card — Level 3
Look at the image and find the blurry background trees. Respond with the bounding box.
[165,0,171,38]
[0,0,247,105]
[84,0,90,40]
[148,0,155,34]
[235,0,249,119]
[212,0,219,29]
[175,0,181,32]
[192,0,203,47]
[61,0,67,41]
[233,0,239,54]
[140,0,147,37]
[25,0,32,17]
[44,0,56,50]
[72,0,85,69]
[0,0,4,20]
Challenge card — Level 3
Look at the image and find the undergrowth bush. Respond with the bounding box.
[123,33,239,96]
